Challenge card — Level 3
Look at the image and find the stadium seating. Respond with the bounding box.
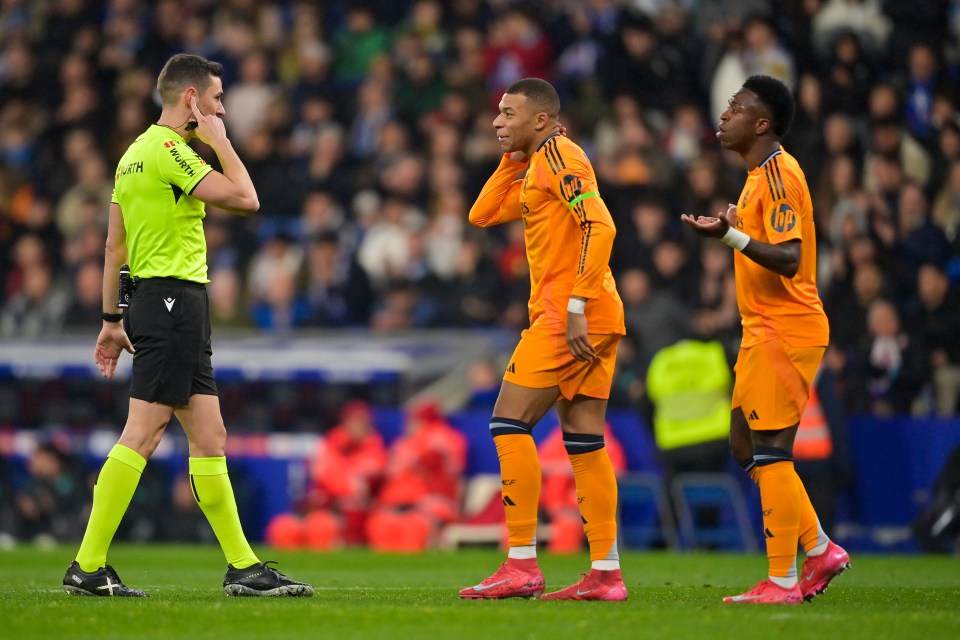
[618,472,680,550]
[670,472,757,552]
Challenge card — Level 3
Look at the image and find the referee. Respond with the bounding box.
[63,54,313,597]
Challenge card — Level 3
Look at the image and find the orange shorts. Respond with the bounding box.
[732,341,824,431]
[503,328,620,400]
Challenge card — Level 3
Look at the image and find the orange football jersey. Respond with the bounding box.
[470,135,625,335]
[733,148,829,347]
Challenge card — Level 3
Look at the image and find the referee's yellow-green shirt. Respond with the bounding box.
[111,124,214,284]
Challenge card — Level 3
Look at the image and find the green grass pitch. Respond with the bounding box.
[1,545,958,639]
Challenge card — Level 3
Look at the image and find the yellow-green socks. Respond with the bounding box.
[189,456,258,569]
[75,444,146,572]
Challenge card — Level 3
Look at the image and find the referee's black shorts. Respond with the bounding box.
[125,277,218,406]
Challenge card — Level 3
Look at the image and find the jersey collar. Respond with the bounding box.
[535,133,562,154]
[154,123,186,142]
[757,147,782,169]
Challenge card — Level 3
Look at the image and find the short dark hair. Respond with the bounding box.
[742,75,795,138]
[157,54,224,105]
[505,78,560,118]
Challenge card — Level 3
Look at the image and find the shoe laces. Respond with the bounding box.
[488,563,510,580]
[261,560,287,579]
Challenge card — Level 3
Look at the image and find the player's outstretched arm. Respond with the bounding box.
[681,205,800,278]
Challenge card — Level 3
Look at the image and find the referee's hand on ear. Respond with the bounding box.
[188,95,228,148]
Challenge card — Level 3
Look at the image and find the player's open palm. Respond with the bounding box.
[94,324,135,379]
[680,203,734,239]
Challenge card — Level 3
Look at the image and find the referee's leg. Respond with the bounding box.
[176,394,258,569]
[74,399,173,572]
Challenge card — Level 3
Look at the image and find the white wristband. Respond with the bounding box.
[721,227,751,251]
[567,298,586,314]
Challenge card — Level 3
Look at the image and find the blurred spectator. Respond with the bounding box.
[811,0,891,61]
[741,14,795,89]
[645,339,732,537]
[347,79,394,161]
[819,29,876,117]
[826,259,887,359]
[55,152,111,240]
[395,51,448,128]
[863,116,931,194]
[482,7,552,108]
[693,240,740,350]
[882,0,951,68]
[603,10,694,122]
[612,197,670,274]
[0,262,69,338]
[651,236,698,307]
[208,265,250,330]
[427,235,499,326]
[247,231,309,331]
[890,182,952,291]
[902,41,951,146]
[333,4,391,88]
[303,231,372,327]
[62,258,103,330]
[11,442,87,544]
[464,357,501,410]
[224,49,280,149]
[365,398,467,551]
[932,159,960,247]
[249,265,312,332]
[848,298,928,415]
[906,263,960,416]
[663,102,714,169]
[266,400,387,550]
[822,111,862,163]
[783,73,826,174]
[619,268,692,371]
[357,195,423,289]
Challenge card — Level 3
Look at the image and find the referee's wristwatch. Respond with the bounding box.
[102,312,124,323]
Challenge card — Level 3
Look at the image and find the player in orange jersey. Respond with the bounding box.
[458,78,627,601]
[682,75,850,605]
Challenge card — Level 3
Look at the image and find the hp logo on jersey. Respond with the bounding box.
[770,203,797,233]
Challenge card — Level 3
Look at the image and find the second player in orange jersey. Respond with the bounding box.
[682,75,849,606]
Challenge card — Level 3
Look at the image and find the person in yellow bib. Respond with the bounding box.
[63,54,312,598]
[682,75,850,605]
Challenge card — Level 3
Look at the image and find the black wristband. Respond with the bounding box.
[102,312,123,323]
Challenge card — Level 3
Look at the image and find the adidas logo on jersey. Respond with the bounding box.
[748,409,759,421]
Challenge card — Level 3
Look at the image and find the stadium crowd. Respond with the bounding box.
[1,0,960,423]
